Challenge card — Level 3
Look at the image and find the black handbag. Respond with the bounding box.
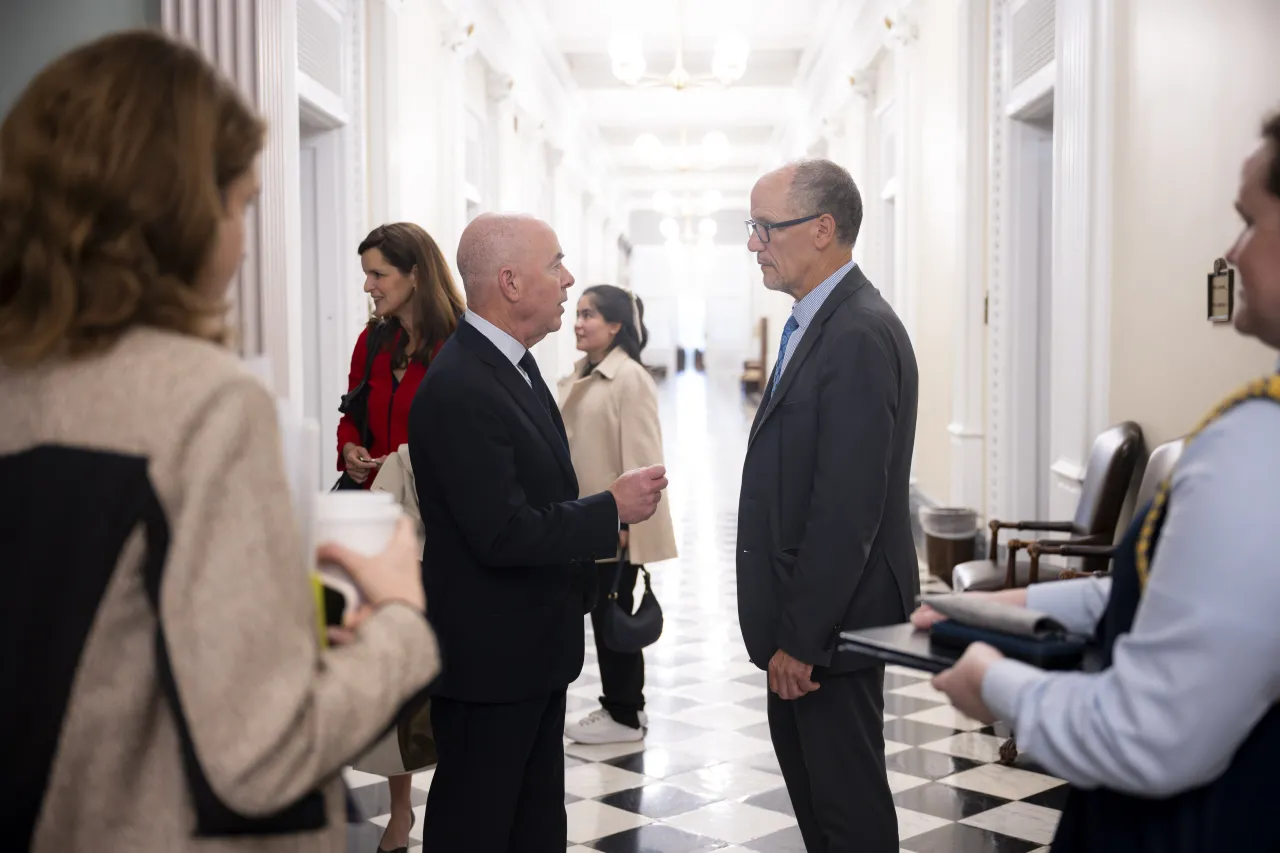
[333,323,388,491]
[597,560,664,653]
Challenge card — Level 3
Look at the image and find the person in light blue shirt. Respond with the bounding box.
[918,112,1280,852]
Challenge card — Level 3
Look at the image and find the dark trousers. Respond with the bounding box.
[588,560,646,728]
[422,691,567,853]
[767,666,897,853]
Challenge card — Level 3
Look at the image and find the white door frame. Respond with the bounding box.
[986,0,1115,524]
[949,0,988,511]
[298,112,350,489]
[1006,112,1054,518]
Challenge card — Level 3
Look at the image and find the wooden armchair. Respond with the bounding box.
[741,317,768,395]
[1027,438,1185,580]
[951,422,1144,591]
[995,438,1181,769]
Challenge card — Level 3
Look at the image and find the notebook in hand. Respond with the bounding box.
[837,623,960,674]
[839,595,1092,673]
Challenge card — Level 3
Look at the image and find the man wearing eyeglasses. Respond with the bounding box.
[736,159,919,852]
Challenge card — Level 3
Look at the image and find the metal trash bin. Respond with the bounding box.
[920,507,978,587]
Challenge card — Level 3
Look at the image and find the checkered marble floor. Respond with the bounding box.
[345,370,1068,852]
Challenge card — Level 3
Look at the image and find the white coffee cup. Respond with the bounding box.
[314,491,402,613]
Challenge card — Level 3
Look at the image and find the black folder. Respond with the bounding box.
[837,623,959,674]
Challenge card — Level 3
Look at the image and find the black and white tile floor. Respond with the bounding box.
[345,370,1066,852]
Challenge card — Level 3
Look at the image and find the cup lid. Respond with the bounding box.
[314,491,401,519]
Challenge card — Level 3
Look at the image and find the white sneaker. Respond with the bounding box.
[565,708,648,744]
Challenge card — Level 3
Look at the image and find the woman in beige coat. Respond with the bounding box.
[0,32,437,853]
[558,286,677,745]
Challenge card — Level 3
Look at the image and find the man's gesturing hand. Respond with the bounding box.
[609,464,668,524]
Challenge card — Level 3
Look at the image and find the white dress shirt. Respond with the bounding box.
[464,310,530,387]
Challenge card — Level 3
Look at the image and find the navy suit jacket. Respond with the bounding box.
[409,319,619,702]
[737,265,920,673]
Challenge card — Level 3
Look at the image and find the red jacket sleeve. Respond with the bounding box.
[336,328,369,469]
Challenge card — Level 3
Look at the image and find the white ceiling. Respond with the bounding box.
[533,0,832,213]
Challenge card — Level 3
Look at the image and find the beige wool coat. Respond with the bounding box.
[557,347,678,566]
[371,443,424,543]
[2,328,439,853]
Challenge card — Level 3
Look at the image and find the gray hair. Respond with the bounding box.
[788,159,864,247]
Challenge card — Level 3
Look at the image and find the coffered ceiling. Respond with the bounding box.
[532,0,837,213]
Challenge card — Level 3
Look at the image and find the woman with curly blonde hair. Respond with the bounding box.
[0,30,437,853]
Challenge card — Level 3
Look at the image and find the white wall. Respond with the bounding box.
[1109,0,1280,446]
[0,0,159,114]
[900,0,961,504]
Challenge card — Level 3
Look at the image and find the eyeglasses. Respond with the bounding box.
[744,213,822,244]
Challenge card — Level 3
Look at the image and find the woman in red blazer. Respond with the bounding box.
[338,224,462,851]
[337,222,464,491]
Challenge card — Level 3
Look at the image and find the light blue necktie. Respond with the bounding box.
[771,314,800,391]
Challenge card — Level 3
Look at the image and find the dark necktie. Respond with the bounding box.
[518,352,551,411]
[762,314,800,407]
[518,351,570,448]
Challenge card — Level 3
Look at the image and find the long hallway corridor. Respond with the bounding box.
[344,371,1067,853]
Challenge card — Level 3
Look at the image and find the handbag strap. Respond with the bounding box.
[343,322,388,448]
[359,325,385,448]
[608,562,650,599]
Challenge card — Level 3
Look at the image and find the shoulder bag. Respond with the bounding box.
[332,323,387,491]
[597,556,664,653]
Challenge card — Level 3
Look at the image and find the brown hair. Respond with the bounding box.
[0,30,266,367]
[359,223,465,365]
[1265,113,1280,198]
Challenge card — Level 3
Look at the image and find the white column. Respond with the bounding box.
[842,72,874,192]
[437,41,469,256]
[255,0,304,410]
[396,0,466,254]
[488,71,523,212]
[161,0,304,410]
[887,16,919,344]
[950,0,988,513]
[531,145,571,381]
[1046,0,1115,517]
[985,0,1013,522]
[366,0,403,225]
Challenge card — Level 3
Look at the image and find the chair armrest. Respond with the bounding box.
[988,519,1076,559]
[1006,521,1077,533]
[1027,536,1113,584]
[1032,541,1116,558]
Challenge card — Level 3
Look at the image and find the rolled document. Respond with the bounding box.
[922,594,1069,639]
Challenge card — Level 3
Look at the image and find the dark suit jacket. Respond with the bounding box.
[737,264,920,674]
[409,318,620,703]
